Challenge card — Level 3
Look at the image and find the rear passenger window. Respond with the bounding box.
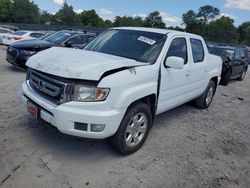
[190,39,204,63]
[30,33,44,38]
[234,48,241,60]
[166,38,188,64]
[0,29,7,33]
[240,48,246,59]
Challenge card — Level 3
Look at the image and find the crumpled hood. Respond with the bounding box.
[26,47,144,81]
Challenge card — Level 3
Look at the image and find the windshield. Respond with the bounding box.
[13,31,27,36]
[84,29,167,63]
[44,31,73,43]
[38,32,54,40]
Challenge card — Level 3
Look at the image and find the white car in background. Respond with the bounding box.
[2,30,45,45]
[0,27,14,44]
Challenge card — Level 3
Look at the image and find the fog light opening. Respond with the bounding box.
[90,124,105,132]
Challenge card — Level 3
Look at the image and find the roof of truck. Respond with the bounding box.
[113,27,199,37]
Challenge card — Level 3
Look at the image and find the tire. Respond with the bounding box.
[238,68,247,81]
[194,80,216,109]
[220,69,231,86]
[110,102,152,155]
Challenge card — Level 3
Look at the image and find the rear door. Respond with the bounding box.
[157,37,192,113]
[188,38,208,96]
[232,48,242,76]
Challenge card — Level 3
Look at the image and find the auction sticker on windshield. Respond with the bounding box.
[138,36,156,45]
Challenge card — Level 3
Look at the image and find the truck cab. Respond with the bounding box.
[21,27,222,154]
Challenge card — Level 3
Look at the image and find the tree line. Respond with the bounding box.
[0,0,249,45]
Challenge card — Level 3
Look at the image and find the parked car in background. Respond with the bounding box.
[2,30,45,45]
[209,45,248,85]
[0,27,14,44]
[21,27,222,154]
[246,47,250,64]
[6,30,96,69]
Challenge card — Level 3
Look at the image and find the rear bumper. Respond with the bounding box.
[21,82,126,139]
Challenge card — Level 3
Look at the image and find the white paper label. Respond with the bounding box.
[137,36,156,45]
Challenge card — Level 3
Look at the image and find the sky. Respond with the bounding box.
[32,0,250,27]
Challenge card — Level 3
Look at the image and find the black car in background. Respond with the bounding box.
[209,45,248,85]
[6,30,96,69]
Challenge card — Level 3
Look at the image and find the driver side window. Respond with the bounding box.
[166,38,188,64]
[67,35,84,45]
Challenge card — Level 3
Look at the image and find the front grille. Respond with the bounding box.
[28,69,67,105]
[7,47,19,62]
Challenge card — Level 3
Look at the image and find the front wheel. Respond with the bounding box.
[110,102,152,155]
[238,68,247,81]
[194,80,216,109]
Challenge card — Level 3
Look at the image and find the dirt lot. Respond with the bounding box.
[0,45,249,188]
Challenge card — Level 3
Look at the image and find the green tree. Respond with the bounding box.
[197,5,220,23]
[145,11,165,28]
[182,10,205,36]
[167,26,184,32]
[11,0,40,23]
[207,16,238,44]
[55,2,77,25]
[238,22,250,45]
[79,9,105,27]
[113,16,145,27]
[0,0,12,22]
[39,10,57,24]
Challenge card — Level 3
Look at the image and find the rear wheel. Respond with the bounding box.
[194,80,216,109]
[238,68,247,81]
[110,102,152,155]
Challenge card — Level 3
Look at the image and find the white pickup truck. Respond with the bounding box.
[21,27,222,154]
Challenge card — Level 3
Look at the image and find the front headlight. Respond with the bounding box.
[20,50,36,56]
[73,85,110,102]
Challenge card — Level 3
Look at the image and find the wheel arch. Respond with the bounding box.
[125,94,157,125]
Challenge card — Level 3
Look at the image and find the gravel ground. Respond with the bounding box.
[0,45,249,188]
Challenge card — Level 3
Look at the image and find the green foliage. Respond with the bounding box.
[0,0,249,45]
[207,16,238,43]
[182,10,205,36]
[79,9,105,27]
[11,0,40,23]
[145,11,165,28]
[238,22,250,45]
[0,0,12,22]
[55,2,77,25]
[113,16,145,27]
[39,11,56,24]
[197,5,220,23]
[167,26,184,32]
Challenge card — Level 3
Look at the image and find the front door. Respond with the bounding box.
[157,37,191,114]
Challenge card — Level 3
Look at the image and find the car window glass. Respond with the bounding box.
[30,33,44,38]
[240,48,246,59]
[13,31,27,36]
[84,29,166,63]
[190,39,204,63]
[0,29,8,33]
[86,36,94,43]
[166,38,188,64]
[234,48,241,60]
[67,35,85,44]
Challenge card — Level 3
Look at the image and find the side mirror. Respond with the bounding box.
[164,56,185,69]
